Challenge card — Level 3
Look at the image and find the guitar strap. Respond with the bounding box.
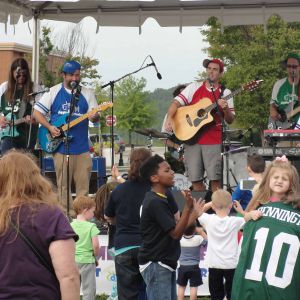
[220,83,226,98]
[18,100,27,119]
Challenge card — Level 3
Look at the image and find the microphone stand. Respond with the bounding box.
[64,85,78,218]
[26,93,38,150]
[208,81,229,192]
[9,74,20,145]
[101,62,155,167]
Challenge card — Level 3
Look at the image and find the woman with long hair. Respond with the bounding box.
[0,150,80,300]
[0,58,39,153]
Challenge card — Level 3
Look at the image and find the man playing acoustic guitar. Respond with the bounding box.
[33,60,100,212]
[165,58,235,192]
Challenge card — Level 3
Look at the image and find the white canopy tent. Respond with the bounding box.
[1,0,300,82]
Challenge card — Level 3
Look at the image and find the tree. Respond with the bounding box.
[38,25,100,87]
[201,15,300,142]
[55,23,100,86]
[113,76,156,145]
[39,26,56,87]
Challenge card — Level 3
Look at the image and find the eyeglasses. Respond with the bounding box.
[287,65,299,69]
[17,73,27,78]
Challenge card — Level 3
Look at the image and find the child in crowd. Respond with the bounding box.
[138,155,204,300]
[71,196,100,300]
[177,223,205,300]
[232,154,265,210]
[94,182,119,300]
[198,189,261,300]
[232,156,300,300]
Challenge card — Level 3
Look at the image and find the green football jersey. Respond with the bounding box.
[232,202,300,300]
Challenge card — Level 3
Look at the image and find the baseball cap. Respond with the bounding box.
[282,52,300,66]
[203,58,224,73]
[62,60,81,74]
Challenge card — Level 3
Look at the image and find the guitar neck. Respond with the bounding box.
[61,110,95,132]
[207,87,243,111]
[223,87,243,101]
[60,102,113,132]
[287,106,300,120]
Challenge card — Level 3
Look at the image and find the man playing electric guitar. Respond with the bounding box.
[33,60,100,211]
[269,52,300,131]
[165,58,235,192]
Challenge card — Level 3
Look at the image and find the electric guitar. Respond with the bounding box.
[171,80,263,142]
[0,113,27,140]
[38,102,113,153]
[267,106,300,130]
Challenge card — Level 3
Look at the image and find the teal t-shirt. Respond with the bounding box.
[71,220,100,263]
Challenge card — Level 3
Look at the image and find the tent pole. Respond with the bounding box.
[32,15,40,85]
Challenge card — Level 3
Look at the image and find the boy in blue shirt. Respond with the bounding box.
[232,154,265,210]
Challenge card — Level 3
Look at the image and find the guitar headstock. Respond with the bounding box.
[242,79,263,92]
[98,102,113,111]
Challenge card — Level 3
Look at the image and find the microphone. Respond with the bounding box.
[291,69,297,79]
[70,81,78,90]
[149,56,162,80]
[28,87,50,97]
[207,77,214,85]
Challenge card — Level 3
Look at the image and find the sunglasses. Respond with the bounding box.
[287,65,299,69]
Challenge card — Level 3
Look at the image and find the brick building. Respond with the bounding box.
[0,42,66,84]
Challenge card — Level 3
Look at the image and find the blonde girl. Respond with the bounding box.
[246,155,300,211]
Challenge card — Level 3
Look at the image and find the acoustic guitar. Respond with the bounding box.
[171,80,263,142]
[38,102,113,153]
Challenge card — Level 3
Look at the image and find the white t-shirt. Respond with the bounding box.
[198,213,244,269]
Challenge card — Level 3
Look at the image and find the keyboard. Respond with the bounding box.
[264,129,300,142]
[248,147,300,160]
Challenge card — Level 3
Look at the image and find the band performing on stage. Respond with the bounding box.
[1,54,300,300]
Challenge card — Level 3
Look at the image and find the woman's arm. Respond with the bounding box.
[49,239,80,300]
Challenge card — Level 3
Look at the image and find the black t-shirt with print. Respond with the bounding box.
[138,191,180,269]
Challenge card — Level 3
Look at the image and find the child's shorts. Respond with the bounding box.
[177,264,203,287]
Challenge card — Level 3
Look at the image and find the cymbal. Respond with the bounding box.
[134,128,169,139]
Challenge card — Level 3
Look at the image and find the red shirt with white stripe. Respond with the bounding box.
[175,81,235,145]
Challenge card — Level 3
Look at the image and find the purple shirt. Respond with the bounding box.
[0,204,78,300]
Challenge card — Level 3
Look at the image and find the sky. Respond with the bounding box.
[0,16,208,92]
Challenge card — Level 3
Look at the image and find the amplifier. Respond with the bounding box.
[41,156,106,193]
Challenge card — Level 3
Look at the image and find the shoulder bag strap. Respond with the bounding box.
[10,221,57,278]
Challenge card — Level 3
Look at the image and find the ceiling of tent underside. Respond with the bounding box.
[1,0,300,27]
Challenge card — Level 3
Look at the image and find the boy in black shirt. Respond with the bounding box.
[138,155,204,300]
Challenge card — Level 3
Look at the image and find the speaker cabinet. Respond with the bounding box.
[41,156,106,194]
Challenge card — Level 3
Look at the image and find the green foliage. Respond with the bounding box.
[39,26,100,87]
[201,15,300,134]
[114,76,156,143]
[39,26,56,87]
[66,54,101,86]
[147,86,176,131]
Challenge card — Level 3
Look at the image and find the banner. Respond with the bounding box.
[95,235,210,296]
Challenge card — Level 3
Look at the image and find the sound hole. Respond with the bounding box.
[197,109,206,118]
